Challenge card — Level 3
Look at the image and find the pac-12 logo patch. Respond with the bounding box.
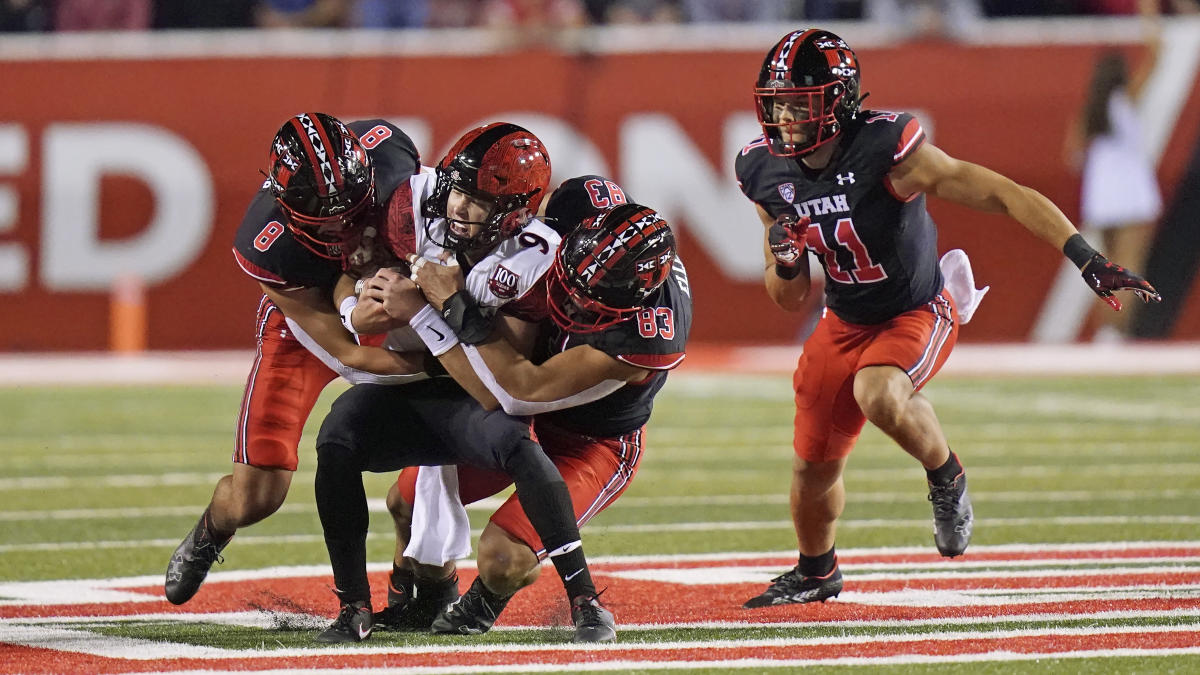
[488,264,519,299]
[778,183,796,203]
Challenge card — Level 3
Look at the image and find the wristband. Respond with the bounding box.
[441,290,492,345]
[338,295,359,334]
[1063,233,1100,269]
[775,262,803,280]
[410,304,460,356]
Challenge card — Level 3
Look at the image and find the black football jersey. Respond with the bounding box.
[232,120,420,291]
[538,257,692,437]
[735,110,942,325]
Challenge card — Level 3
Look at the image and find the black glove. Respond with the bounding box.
[1080,253,1162,311]
[768,213,810,279]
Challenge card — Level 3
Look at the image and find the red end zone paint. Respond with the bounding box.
[2,545,1199,671]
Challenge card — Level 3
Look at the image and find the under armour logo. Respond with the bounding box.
[836,172,855,185]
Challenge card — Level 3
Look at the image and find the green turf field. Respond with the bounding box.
[2,372,1198,672]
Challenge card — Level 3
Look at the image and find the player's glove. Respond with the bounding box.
[768,213,810,280]
[1079,253,1162,311]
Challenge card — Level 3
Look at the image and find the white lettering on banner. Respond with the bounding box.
[621,112,764,282]
[0,125,29,291]
[41,124,213,290]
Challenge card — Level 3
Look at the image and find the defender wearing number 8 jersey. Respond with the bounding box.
[165,114,424,608]
[737,28,1160,611]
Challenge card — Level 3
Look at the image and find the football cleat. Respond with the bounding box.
[430,576,509,636]
[375,573,459,632]
[929,473,973,557]
[570,592,616,643]
[743,565,843,608]
[316,598,373,643]
[164,511,230,605]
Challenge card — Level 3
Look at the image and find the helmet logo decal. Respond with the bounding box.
[296,113,339,200]
[778,183,796,203]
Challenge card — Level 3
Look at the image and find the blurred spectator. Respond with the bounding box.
[426,0,478,27]
[153,0,257,28]
[257,0,352,27]
[55,0,151,30]
[866,0,982,40]
[356,0,429,27]
[592,0,682,23]
[803,0,864,18]
[0,0,50,31]
[982,0,1080,15]
[480,0,588,28]
[682,0,802,21]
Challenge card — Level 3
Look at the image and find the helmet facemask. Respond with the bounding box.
[755,79,846,158]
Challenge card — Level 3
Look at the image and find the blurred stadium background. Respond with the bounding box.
[3,3,1200,672]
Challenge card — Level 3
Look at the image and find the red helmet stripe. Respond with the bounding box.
[770,28,817,80]
[290,113,339,199]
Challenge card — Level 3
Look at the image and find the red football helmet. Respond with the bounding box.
[547,203,676,333]
[423,122,551,252]
[754,29,862,157]
[267,112,375,260]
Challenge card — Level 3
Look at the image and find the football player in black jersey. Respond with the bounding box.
[164,113,426,607]
[310,155,625,642]
[368,195,690,642]
[736,29,1161,608]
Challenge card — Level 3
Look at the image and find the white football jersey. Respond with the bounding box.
[295,169,561,381]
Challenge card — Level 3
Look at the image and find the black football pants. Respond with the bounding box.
[314,377,578,603]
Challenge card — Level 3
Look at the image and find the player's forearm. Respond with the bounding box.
[433,346,502,410]
[999,183,1079,250]
[765,266,811,311]
[339,345,427,376]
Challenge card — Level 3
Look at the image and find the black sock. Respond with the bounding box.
[315,442,371,604]
[390,564,414,598]
[927,450,963,485]
[415,572,458,596]
[547,541,595,599]
[798,547,837,577]
[504,438,595,599]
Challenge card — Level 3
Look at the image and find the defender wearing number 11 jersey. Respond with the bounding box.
[736,109,940,326]
[738,28,1158,612]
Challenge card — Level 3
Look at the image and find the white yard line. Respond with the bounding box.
[2,619,1198,661]
[5,461,1200,491]
[4,488,1198,522]
[6,516,1200,554]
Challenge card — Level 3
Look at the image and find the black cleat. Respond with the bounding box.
[570,592,616,643]
[743,565,843,608]
[164,511,230,605]
[430,576,509,635]
[374,573,459,632]
[929,473,973,557]
[316,598,373,643]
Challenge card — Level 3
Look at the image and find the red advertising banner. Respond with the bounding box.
[2,35,1198,350]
